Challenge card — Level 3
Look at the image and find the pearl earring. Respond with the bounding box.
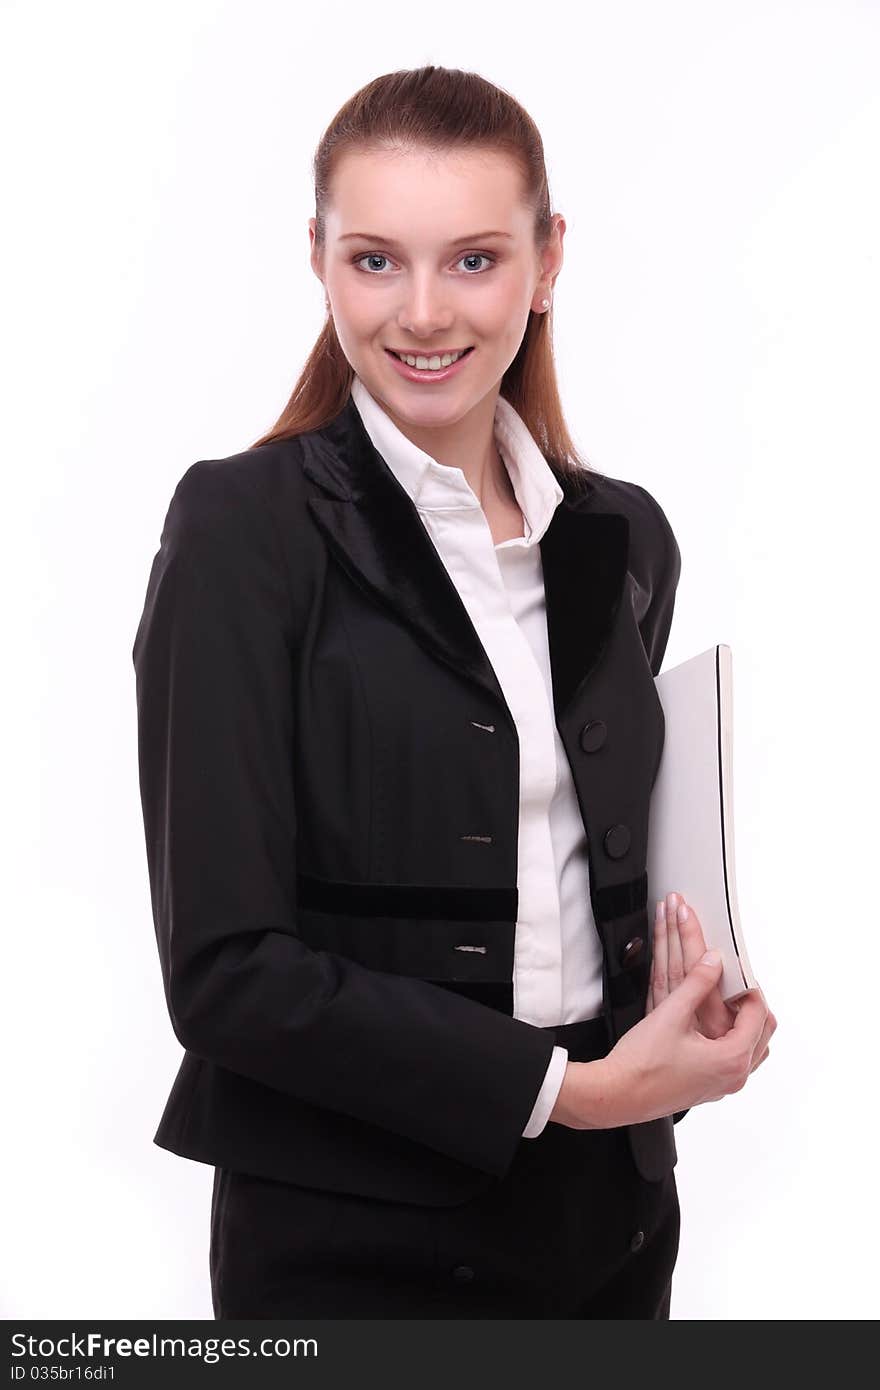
[541,298,550,309]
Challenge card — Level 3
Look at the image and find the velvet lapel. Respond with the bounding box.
[300,395,631,726]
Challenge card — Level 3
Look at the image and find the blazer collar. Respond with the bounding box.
[299,393,630,725]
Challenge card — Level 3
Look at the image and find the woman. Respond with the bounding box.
[132,65,776,1320]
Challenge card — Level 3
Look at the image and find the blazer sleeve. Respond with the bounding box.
[631,482,682,681]
[630,482,689,1127]
[132,459,557,1178]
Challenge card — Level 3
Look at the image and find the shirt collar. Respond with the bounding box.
[350,373,564,547]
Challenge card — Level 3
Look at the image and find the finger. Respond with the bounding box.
[697,988,739,1039]
[675,899,732,1036]
[735,987,773,1022]
[651,898,669,1006]
[726,991,769,1053]
[676,897,708,971]
[699,979,741,1038]
[748,1007,778,1064]
[666,893,685,992]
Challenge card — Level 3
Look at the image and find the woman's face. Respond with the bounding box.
[310,146,563,431]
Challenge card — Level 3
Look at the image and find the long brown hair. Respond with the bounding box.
[251,65,594,486]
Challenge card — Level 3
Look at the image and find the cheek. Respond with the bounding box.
[329,299,386,363]
[327,272,380,326]
[477,282,530,341]
[487,315,529,363]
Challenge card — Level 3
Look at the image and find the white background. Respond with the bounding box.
[2,0,878,1320]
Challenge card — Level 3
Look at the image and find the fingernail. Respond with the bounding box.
[677,903,688,924]
[655,899,664,919]
[668,893,679,911]
[701,948,721,965]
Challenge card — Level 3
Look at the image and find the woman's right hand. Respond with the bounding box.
[553,952,772,1130]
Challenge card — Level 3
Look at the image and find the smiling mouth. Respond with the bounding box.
[385,346,474,363]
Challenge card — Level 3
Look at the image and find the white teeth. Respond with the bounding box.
[394,349,468,370]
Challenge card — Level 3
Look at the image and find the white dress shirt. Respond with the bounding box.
[349,374,605,1139]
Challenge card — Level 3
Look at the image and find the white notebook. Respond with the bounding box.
[647,644,759,1004]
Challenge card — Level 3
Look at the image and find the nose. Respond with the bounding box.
[396,272,456,338]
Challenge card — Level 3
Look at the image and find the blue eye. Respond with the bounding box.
[458,253,494,273]
[355,254,392,273]
[353,252,495,275]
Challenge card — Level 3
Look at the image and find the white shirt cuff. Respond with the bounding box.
[521,1045,570,1138]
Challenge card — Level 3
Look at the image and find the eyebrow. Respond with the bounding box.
[338,230,514,246]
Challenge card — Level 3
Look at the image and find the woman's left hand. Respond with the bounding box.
[645,893,738,1039]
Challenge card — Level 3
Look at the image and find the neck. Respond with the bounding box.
[380,391,515,511]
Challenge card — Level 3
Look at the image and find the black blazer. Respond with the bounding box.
[132,394,685,1208]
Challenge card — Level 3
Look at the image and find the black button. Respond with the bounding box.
[603,823,631,858]
[630,1229,645,1253]
[452,1264,475,1282]
[620,936,645,969]
[579,719,607,753]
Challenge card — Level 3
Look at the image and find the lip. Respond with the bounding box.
[384,345,475,383]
